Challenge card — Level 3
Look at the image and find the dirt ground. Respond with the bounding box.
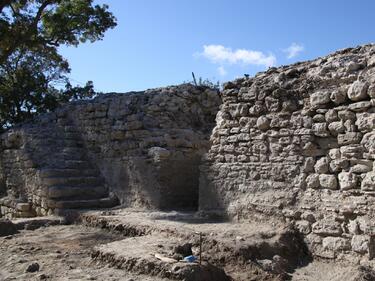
[0,224,167,281]
[0,210,374,281]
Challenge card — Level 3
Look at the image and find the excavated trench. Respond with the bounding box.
[4,211,375,281]
[81,210,311,281]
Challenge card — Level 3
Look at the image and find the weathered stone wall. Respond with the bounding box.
[0,84,220,218]
[200,44,375,261]
[68,85,220,209]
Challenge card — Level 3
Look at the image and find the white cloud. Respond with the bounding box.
[198,44,276,68]
[283,43,304,59]
[217,66,227,76]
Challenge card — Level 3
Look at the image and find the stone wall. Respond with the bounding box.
[200,44,375,261]
[0,84,220,218]
[2,42,375,262]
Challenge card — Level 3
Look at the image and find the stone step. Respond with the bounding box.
[53,160,93,169]
[63,140,84,147]
[42,176,104,187]
[40,168,99,178]
[61,147,86,154]
[55,153,85,161]
[63,126,79,133]
[63,132,81,139]
[48,185,108,199]
[47,196,118,209]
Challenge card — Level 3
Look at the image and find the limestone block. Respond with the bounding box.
[237,155,248,162]
[351,235,375,258]
[361,132,375,154]
[351,164,372,174]
[325,109,338,123]
[305,234,323,252]
[340,144,364,159]
[303,157,315,173]
[328,148,341,160]
[338,110,356,121]
[264,97,280,112]
[347,81,369,101]
[312,219,342,236]
[314,157,329,174]
[361,172,375,191]
[356,217,375,235]
[330,89,347,105]
[328,121,345,136]
[256,116,270,131]
[227,135,238,143]
[355,113,375,132]
[270,115,290,128]
[295,220,311,235]
[306,174,320,189]
[338,171,358,190]
[302,116,313,128]
[319,174,338,190]
[337,132,362,146]
[312,123,329,137]
[313,114,325,122]
[348,101,371,112]
[322,237,350,252]
[310,91,331,107]
[249,102,265,116]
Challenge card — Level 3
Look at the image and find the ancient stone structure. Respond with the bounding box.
[2,43,375,263]
[0,84,220,218]
[200,44,375,261]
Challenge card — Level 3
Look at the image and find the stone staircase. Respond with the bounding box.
[31,117,117,211]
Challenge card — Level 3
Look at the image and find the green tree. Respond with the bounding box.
[0,0,116,131]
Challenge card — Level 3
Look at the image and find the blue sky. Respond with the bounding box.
[60,0,375,93]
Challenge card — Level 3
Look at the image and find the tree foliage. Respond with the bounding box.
[0,0,116,131]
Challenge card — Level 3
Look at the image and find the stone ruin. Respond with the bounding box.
[1,43,375,264]
[201,43,375,262]
[0,85,220,216]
